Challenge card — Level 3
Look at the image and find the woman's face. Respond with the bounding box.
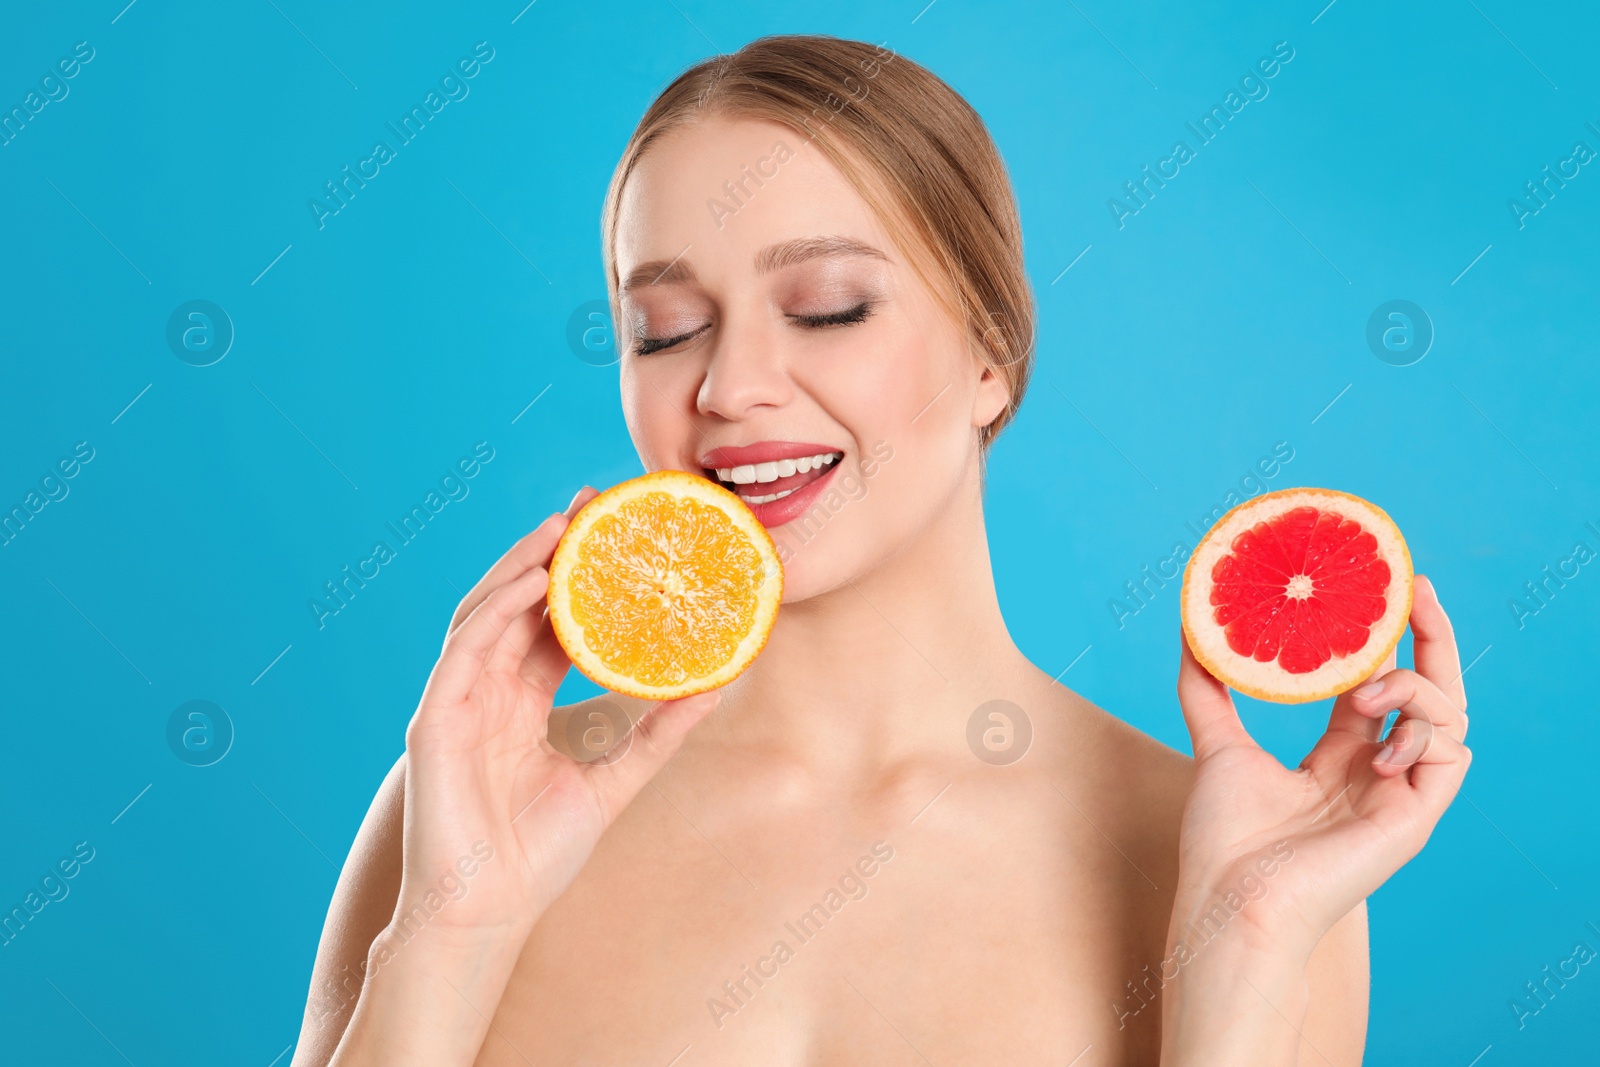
[612,115,1008,601]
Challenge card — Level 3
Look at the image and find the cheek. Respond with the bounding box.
[831,323,971,508]
[619,361,684,466]
[881,321,974,467]
[806,317,947,436]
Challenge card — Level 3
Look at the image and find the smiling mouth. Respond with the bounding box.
[705,450,844,505]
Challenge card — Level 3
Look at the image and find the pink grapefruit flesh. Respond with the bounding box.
[1180,487,1413,704]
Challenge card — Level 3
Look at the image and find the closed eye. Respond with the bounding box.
[633,324,708,357]
[790,301,874,328]
[631,301,875,356]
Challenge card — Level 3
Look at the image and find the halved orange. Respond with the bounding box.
[1180,487,1413,704]
[546,470,784,701]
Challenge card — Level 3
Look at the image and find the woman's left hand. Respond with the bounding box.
[1170,573,1473,962]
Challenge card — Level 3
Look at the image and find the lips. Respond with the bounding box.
[698,441,841,469]
[697,440,846,528]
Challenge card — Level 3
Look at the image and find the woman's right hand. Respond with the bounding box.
[329,487,723,1066]
[389,485,722,944]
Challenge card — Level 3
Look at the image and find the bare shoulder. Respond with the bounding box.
[1045,679,1194,799]
[1037,676,1369,1063]
[1032,676,1195,874]
[290,693,633,1066]
[289,751,407,1066]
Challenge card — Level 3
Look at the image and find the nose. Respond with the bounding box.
[695,312,794,422]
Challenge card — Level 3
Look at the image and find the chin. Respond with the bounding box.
[770,543,853,605]
[768,501,907,605]
[761,483,873,599]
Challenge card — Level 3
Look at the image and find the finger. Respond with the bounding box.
[1371,718,1471,818]
[517,609,573,697]
[446,487,597,641]
[478,567,571,687]
[586,689,723,820]
[486,598,567,695]
[1370,715,1435,776]
[1348,667,1465,744]
[1177,626,1258,760]
[1406,731,1472,816]
[447,512,563,639]
[508,489,602,695]
[427,565,552,707]
[1323,644,1399,744]
[1409,575,1467,718]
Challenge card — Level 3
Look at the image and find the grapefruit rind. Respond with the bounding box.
[1180,487,1413,705]
[546,470,784,702]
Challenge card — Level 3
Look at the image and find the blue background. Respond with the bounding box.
[2,1,1595,1063]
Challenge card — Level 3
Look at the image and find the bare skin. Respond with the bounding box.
[292,115,1468,1066]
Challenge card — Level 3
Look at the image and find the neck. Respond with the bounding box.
[708,458,1027,780]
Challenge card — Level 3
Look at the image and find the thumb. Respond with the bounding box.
[1178,625,1257,760]
[586,688,721,815]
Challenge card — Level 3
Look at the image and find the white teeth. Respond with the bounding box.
[740,488,797,505]
[714,452,841,486]
[794,451,838,471]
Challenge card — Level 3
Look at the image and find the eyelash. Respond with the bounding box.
[632,301,876,357]
[791,300,875,329]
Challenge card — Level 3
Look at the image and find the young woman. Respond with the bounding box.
[292,35,1471,1065]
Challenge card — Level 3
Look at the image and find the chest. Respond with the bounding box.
[477,781,1172,1066]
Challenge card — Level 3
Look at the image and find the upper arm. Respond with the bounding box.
[1300,899,1370,1066]
[288,753,407,1067]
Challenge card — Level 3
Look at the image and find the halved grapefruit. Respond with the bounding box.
[547,470,783,701]
[1180,487,1412,704]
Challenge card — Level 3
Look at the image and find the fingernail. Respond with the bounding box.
[1354,680,1385,700]
[1379,728,1408,763]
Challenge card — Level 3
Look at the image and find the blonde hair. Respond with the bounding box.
[601,33,1035,452]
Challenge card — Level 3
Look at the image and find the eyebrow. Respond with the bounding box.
[620,235,889,293]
